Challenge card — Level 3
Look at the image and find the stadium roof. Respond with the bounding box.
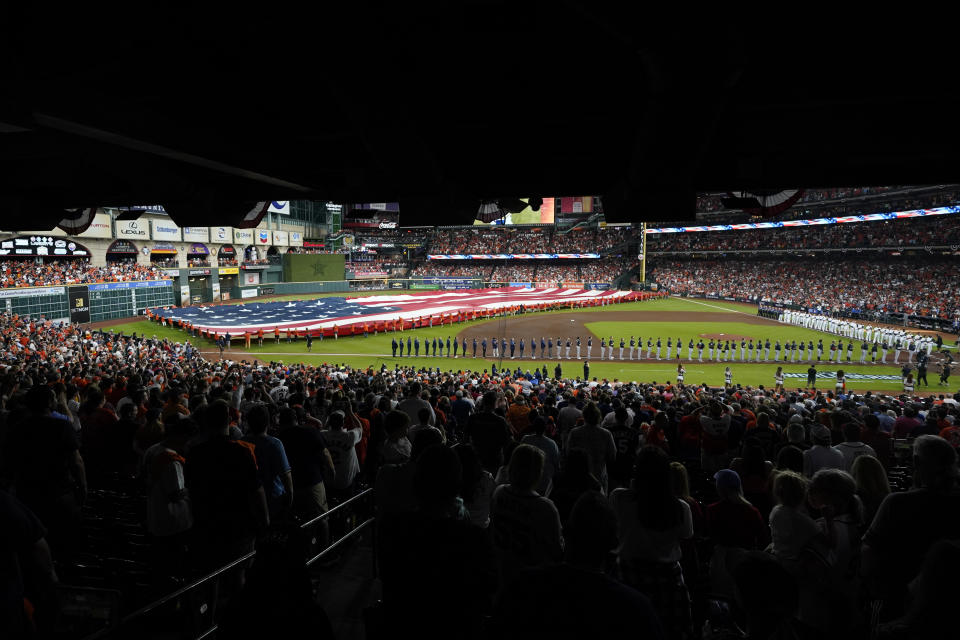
[1,7,957,229]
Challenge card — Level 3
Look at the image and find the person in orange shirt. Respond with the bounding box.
[275,326,281,344]
[244,331,251,349]
[257,328,264,347]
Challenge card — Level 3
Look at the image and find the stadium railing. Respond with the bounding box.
[79,488,376,640]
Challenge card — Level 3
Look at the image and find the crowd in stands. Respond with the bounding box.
[3,308,959,637]
[218,257,239,267]
[427,226,638,255]
[650,257,960,319]
[0,259,171,288]
[650,215,960,253]
[355,228,431,246]
[151,256,178,268]
[408,262,492,278]
[187,257,208,267]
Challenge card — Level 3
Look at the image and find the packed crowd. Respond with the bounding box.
[408,263,493,278]
[427,226,637,255]
[217,257,239,267]
[3,309,959,637]
[649,215,960,253]
[0,259,172,288]
[355,228,430,246]
[650,257,960,320]
[187,257,208,267]
[412,258,637,284]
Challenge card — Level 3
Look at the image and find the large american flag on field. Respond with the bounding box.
[149,287,643,336]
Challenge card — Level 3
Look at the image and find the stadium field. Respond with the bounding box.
[104,296,952,393]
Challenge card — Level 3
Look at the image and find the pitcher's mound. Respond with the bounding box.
[700,333,753,341]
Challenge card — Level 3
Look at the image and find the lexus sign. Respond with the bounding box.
[117,220,149,238]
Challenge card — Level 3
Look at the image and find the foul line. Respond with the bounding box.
[669,295,761,317]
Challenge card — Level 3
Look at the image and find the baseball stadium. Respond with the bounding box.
[3,13,960,640]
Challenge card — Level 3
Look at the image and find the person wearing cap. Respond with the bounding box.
[802,424,844,478]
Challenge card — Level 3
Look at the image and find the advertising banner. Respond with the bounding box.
[508,282,532,287]
[152,242,177,254]
[88,280,173,291]
[257,229,271,245]
[389,281,405,289]
[77,213,113,239]
[419,277,481,287]
[0,286,65,299]
[151,220,181,241]
[182,227,209,242]
[212,281,221,300]
[180,285,190,302]
[210,226,232,243]
[116,220,149,240]
[0,237,89,258]
[163,269,180,277]
[260,287,276,295]
[241,288,258,299]
[233,228,254,245]
[352,270,388,278]
[189,268,211,276]
[410,283,441,290]
[68,286,90,323]
[188,243,209,255]
[268,201,289,215]
[107,239,139,254]
[289,231,303,247]
[585,282,612,290]
[219,267,239,275]
[272,230,289,246]
[243,272,260,285]
[561,281,585,288]
[427,253,601,260]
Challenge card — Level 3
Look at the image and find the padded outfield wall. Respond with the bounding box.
[282,254,346,283]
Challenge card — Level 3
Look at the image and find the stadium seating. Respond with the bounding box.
[0,259,171,288]
[1,304,958,638]
[650,256,960,319]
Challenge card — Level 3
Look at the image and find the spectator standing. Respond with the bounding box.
[567,402,616,494]
[489,444,564,588]
[242,405,294,519]
[802,425,845,477]
[609,446,694,640]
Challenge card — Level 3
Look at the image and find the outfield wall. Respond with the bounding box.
[282,254,346,282]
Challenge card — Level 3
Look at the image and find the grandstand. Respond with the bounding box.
[6,14,960,639]
[1,185,958,640]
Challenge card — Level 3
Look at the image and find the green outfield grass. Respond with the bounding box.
[103,309,940,392]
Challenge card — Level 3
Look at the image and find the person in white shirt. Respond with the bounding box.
[768,470,820,561]
[323,409,363,495]
[521,415,561,496]
[803,425,845,478]
[567,402,617,494]
[833,422,877,472]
